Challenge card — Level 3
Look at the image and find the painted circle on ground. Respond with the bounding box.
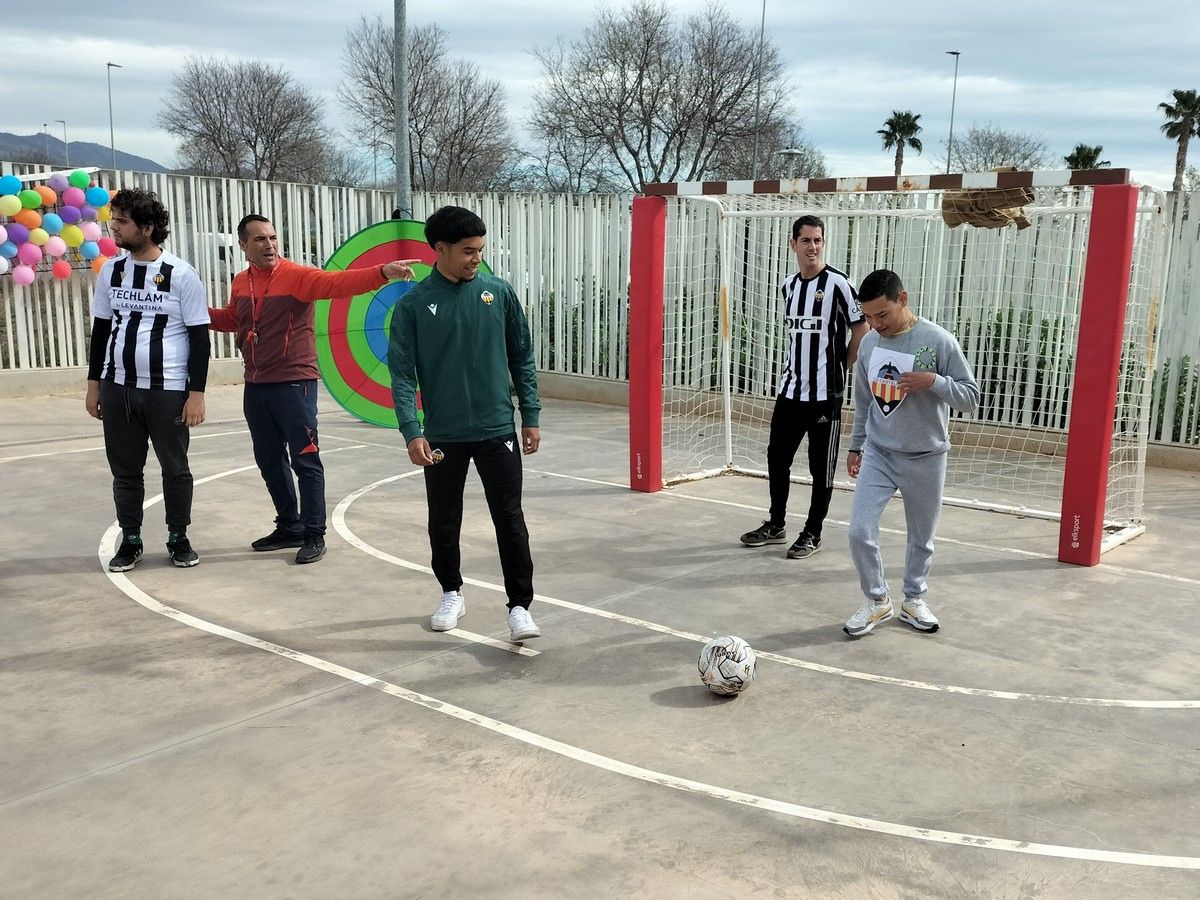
[315,219,491,428]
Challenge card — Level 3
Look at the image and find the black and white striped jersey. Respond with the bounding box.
[91,251,209,391]
[775,265,863,402]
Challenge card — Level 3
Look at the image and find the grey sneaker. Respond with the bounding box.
[843,597,895,637]
[431,591,465,631]
[899,597,940,633]
[740,520,786,547]
[786,532,821,559]
[507,606,541,642]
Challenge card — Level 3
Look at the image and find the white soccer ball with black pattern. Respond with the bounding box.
[698,635,756,696]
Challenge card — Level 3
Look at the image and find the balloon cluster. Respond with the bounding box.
[0,170,118,286]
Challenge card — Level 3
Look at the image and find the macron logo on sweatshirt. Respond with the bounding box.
[427,304,437,315]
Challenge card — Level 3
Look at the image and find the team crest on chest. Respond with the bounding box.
[481,290,494,305]
[814,289,824,302]
[153,274,164,285]
[868,347,916,416]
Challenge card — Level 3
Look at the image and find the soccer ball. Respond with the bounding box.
[698,636,756,696]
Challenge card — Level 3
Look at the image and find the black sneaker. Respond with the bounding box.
[786,532,821,559]
[740,520,786,547]
[295,534,326,564]
[108,537,143,572]
[167,534,200,568]
[251,526,306,552]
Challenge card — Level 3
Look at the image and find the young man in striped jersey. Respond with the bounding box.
[86,188,210,571]
[842,269,979,637]
[740,215,868,559]
[209,215,415,565]
[388,206,543,643]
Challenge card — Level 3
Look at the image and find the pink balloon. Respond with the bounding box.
[81,222,102,242]
[12,264,35,285]
[98,236,118,256]
[62,187,86,207]
[17,242,43,266]
[44,236,67,257]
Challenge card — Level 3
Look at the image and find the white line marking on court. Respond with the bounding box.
[0,429,249,464]
[530,470,1200,587]
[98,480,1200,870]
[337,473,1200,709]
[447,629,540,656]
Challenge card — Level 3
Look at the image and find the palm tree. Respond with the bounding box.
[878,110,923,177]
[1159,89,1200,193]
[1063,144,1110,169]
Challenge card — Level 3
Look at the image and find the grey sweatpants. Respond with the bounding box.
[847,444,947,602]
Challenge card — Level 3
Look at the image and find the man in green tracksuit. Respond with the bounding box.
[387,206,543,643]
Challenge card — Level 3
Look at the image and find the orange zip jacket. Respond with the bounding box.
[209,258,387,383]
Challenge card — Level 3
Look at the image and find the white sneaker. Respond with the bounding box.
[843,597,895,637]
[431,590,465,631]
[507,606,541,642]
[899,597,940,633]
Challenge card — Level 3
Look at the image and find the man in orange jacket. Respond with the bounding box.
[210,214,415,564]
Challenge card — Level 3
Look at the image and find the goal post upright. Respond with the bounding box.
[629,195,667,493]
[1058,183,1140,566]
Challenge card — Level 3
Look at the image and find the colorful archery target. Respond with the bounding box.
[315,219,491,428]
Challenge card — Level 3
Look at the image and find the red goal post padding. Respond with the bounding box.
[628,170,1141,566]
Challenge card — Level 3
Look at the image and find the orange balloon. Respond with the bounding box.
[35,185,57,207]
[91,255,109,274]
[14,208,42,229]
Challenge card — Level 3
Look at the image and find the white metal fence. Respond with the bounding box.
[2,161,1198,447]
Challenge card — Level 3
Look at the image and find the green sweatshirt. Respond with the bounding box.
[388,266,540,444]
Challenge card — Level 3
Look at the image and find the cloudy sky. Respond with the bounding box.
[3,0,1198,189]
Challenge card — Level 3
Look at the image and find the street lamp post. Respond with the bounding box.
[779,148,806,179]
[42,123,50,163]
[945,50,961,174]
[748,0,768,180]
[55,119,69,167]
[107,62,123,173]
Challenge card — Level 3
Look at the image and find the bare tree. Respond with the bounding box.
[337,15,519,191]
[529,1,799,191]
[159,57,338,182]
[947,123,1052,172]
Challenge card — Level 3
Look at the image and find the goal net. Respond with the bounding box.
[628,172,1167,562]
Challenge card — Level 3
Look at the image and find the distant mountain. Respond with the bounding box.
[0,132,169,174]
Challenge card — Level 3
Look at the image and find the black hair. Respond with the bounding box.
[424,206,486,248]
[791,214,824,240]
[110,188,170,245]
[858,269,906,303]
[237,213,271,241]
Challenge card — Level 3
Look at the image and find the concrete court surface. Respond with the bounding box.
[1,384,1198,900]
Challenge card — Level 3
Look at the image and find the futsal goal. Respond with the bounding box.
[627,171,1167,566]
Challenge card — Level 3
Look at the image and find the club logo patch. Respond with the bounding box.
[153,274,165,285]
[481,291,494,305]
[428,304,437,315]
[868,347,916,416]
[814,289,824,302]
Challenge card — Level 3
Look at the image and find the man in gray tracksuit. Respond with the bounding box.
[842,269,980,637]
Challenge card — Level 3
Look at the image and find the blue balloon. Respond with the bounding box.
[81,240,101,260]
[0,175,21,195]
[85,186,110,207]
[0,240,18,259]
[41,213,64,235]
